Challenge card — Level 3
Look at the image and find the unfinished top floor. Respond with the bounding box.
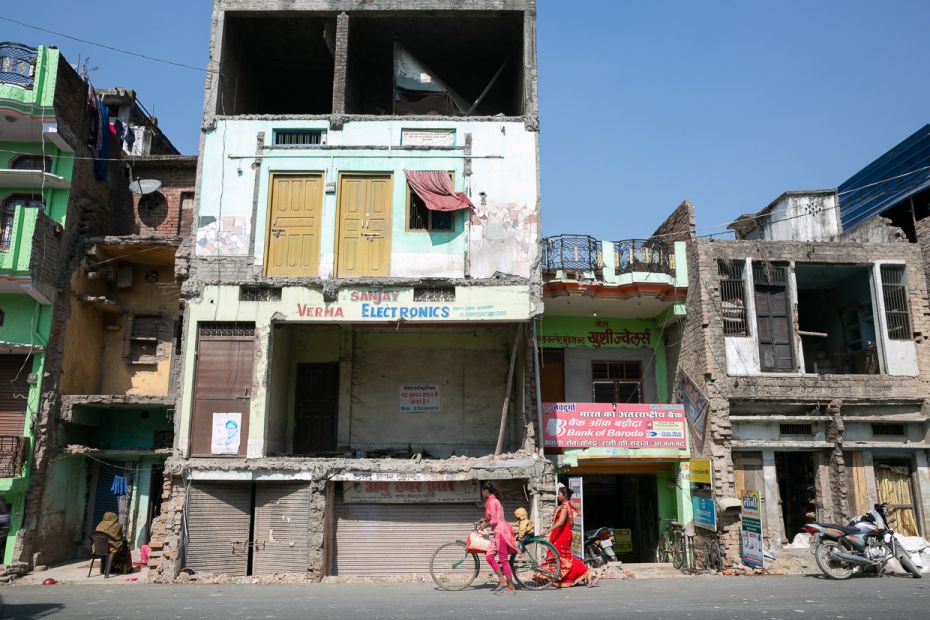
[205,0,537,122]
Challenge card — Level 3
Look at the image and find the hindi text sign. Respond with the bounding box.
[543,403,687,450]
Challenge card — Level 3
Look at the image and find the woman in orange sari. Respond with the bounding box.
[541,485,595,587]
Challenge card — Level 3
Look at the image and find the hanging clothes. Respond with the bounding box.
[86,83,100,154]
[94,102,110,181]
[404,170,474,212]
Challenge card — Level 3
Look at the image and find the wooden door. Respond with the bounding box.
[539,349,565,402]
[293,363,339,454]
[265,174,323,277]
[336,174,392,277]
[190,324,255,457]
[755,284,794,372]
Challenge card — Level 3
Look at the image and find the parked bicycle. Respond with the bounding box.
[658,517,685,569]
[430,524,561,591]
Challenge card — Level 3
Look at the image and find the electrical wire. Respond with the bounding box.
[0,15,214,74]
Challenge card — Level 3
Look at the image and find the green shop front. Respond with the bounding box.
[538,315,693,563]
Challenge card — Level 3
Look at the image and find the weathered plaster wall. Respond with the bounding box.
[33,454,86,564]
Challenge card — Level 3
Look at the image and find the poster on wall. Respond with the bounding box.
[211,412,241,455]
[399,384,442,413]
[677,371,709,442]
[542,403,687,450]
[343,480,478,504]
[568,478,584,560]
[740,490,764,568]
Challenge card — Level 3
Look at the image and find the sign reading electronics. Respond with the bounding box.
[290,288,516,321]
[542,403,687,449]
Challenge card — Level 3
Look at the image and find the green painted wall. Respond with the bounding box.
[0,45,59,111]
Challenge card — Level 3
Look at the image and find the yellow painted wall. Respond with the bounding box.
[59,275,106,395]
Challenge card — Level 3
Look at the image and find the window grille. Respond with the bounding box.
[1,194,43,252]
[718,260,748,336]
[273,130,324,146]
[408,174,455,232]
[752,262,788,285]
[0,43,38,88]
[880,265,911,341]
[198,322,255,337]
[129,315,162,364]
[779,423,813,436]
[871,423,906,437]
[9,154,51,172]
[413,287,455,302]
[239,285,282,302]
[592,361,642,403]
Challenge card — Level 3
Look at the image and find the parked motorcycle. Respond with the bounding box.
[583,527,617,568]
[805,502,922,579]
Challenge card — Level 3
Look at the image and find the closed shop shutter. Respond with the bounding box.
[0,355,31,436]
[252,483,311,575]
[333,501,480,576]
[90,461,122,527]
[186,482,252,576]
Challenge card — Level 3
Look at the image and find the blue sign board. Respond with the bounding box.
[692,496,717,531]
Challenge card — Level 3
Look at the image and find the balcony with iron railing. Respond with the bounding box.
[0,43,38,89]
[0,435,28,478]
[542,235,676,278]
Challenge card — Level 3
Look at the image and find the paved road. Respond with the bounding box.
[0,575,927,619]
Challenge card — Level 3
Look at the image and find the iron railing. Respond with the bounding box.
[0,435,27,478]
[0,43,38,89]
[614,239,674,276]
[542,235,600,272]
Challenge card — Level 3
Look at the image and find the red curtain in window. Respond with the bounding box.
[404,170,474,212]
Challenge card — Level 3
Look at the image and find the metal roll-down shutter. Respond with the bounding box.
[333,501,479,576]
[0,355,31,436]
[252,483,311,575]
[185,482,252,575]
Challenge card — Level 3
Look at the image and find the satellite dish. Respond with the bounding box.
[129,179,162,195]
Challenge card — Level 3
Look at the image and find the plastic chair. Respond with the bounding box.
[88,531,120,578]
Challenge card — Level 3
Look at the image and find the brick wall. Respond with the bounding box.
[121,159,197,237]
[651,199,695,242]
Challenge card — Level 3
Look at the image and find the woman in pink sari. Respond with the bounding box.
[478,481,519,595]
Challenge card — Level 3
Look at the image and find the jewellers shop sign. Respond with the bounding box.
[542,403,687,449]
[343,480,479,504]
[537,316,654,349]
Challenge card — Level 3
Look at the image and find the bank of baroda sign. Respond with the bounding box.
[542,403,687,449]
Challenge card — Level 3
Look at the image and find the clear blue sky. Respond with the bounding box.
[4,1,929,238]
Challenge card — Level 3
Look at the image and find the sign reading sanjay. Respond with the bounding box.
[542,403,687,449]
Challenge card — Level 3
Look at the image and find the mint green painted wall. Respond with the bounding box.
[656,471,677,540]
[0,45,59,111]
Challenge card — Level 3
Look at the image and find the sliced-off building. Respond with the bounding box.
[155,0,548,580]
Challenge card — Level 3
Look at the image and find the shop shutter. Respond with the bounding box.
[333,501,480,576]
[185,482,252,576]
[190,324,255,456]
[91,461,123,527]
[0,355,31,436]
[252,483,311,575]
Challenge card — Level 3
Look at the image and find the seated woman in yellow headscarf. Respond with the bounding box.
[94,512,132,573]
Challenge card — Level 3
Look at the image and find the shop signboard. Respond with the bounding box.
[689,458,712,485]
[537,316,654,349]
[342,480,478,504]
[568,478,584,560]
[614,528,633,554]
[740,490,764,568]
[692,496,717,531]
[677,372,709,440]
[399,384,441,413]
[542,403,687,449]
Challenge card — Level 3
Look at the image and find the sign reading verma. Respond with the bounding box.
[542,403,687,449]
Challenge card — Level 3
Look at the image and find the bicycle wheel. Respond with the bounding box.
[430,542,479,591]
[658,531,672,563]
[671,534,685,570]
[512,539,560,590]
[707,540,724,572]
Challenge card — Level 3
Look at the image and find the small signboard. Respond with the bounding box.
[399,384,441,413]
[400,129,455,147]
[614,528,633,554]
[343,480,478,504]
[568,478,584,560]
[692,496,717,531]
[689,459,712,485]
[740,490,764,568]
[678,372,709,441]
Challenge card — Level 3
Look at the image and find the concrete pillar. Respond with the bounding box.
[337,326,353,448]
[247,325,271,458]
[761,449,784,547]
[330,12,349,126]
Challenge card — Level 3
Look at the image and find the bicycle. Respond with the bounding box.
[658,517,685,570]
[430,525,561,591]
[691,536,724,572]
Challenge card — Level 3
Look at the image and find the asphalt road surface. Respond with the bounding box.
[0,575,927,619]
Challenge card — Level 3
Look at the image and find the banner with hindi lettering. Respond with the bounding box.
[542,403,687,449]
[537,316,656,349]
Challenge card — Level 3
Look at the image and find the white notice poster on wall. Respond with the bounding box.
[211,412,242,455]
[399,384,441,413]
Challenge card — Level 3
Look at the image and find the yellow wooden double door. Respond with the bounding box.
[265,173,392,278]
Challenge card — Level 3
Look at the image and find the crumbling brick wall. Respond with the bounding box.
[651,199,696,243]
[123,159,196,237]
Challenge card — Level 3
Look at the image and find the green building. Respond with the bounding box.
[0,42,73,564]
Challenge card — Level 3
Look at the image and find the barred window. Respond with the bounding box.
[880,265,911,341]
[592,361,642,404]
[718,260,748,336]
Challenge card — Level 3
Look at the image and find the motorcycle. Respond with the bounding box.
[804,502,922,579]
[583,527,617,568]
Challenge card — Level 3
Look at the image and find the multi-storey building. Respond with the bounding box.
[539,202,693,563]
[156,0,545,580]
[678,190,930,562]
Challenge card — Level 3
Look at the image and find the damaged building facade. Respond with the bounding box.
[677,190,930,562]
[538,203,693,562]
[155,0,546,580]
[0,39,191,567]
